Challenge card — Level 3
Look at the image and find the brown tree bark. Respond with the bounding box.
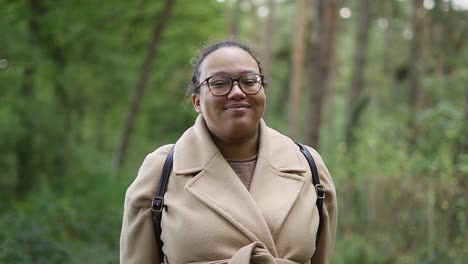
[229,0,243,38]
[408,0,423,146]
[289,0,308,139]
[461,84,468,165]
[345,0,371,147]
[262,0,275,120]
[249,0,261,50]
[113,0,176,171]
[263,0,275,77]
[305,0,338,149]
[382,1,392,105]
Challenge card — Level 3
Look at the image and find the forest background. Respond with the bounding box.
[0,0,466,263]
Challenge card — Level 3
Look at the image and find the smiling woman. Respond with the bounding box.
[191,46,266,155]
[120,40,337,264]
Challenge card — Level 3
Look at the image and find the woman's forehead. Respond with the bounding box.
[199,47,259,78]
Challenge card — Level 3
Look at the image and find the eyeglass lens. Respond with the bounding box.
[208,73,262,95]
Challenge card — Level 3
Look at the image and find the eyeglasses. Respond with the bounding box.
[196,73,264,96]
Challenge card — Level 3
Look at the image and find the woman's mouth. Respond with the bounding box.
[224,103,250,110]
[223,103,250,114]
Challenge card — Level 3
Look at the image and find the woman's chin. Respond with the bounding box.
[222,123,259,141]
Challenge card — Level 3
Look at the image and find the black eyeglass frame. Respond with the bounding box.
[195,73,265,97]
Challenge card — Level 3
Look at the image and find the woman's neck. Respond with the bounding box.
[211,130,259,160]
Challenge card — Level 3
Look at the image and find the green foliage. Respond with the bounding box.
[0,0,467,263]
[0,0,225,261]
[0,163,126,263]
[326,102,466,263]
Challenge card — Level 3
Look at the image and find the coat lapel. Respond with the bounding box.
[173,115,277,254]
[172,116,308,256]
[249,120,308,240]
[185,152,277,254]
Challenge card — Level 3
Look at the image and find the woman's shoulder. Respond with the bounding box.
[125,144,174,209]
[302,145,337,206]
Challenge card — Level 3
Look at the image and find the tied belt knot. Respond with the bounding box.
[228,241,299,264]
[183,241,300,264]
[185,242,301,264]
[228,241,298,264]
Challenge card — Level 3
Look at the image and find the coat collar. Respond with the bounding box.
[173,115,308,175]
[172,115,309,253]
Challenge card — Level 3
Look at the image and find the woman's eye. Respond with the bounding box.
[242,79,257,85]
[210,80,229,87]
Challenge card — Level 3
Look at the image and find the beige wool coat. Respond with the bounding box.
[120,115,337,264]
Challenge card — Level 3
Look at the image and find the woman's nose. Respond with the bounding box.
[228,82,247,99]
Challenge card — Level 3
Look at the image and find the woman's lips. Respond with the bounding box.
[224,103,250,110]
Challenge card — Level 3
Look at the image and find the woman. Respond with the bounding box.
[120,40,337,263]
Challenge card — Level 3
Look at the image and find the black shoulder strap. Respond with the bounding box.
[151,145,175,258]
[295,142,325,244]
[152,143,325,256]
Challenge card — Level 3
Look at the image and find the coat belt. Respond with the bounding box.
[187,242,300,264]
[228,241,298,264]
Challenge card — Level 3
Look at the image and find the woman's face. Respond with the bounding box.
[191,47,266,143]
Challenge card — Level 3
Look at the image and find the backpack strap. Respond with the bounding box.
[151,145,175,258]
[151,143,325,256]
[295,142,325,244]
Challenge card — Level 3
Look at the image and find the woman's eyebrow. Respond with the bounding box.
[208,70,259,76]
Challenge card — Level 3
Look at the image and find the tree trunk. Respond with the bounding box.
[454,83,468,167]
[463,84,468,157]
[15,66,36,194]
[113,0,176,171]
[322,0,341,148]
[15,0,42,193]
[262,0,275,79]
[382,2,394,109]
[15,0,48,193]
[249,0,261,50]
[28,0,71,179]
[262,0,275,120]
[305,0,338,149]
[457,83,468,172]
[426,180,435,262]
[229,0,243,38]
[345,0,371,147]
[419,7,432,110]
[289,0,308,140]
[408,0,423,146]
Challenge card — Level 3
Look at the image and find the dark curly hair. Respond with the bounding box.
[187,40,264,95]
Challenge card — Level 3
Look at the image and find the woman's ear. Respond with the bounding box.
[191,93,201,113]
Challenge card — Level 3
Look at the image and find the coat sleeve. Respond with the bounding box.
[120,145,173,264]
[309,148,338,264]
[120,195,162,264]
